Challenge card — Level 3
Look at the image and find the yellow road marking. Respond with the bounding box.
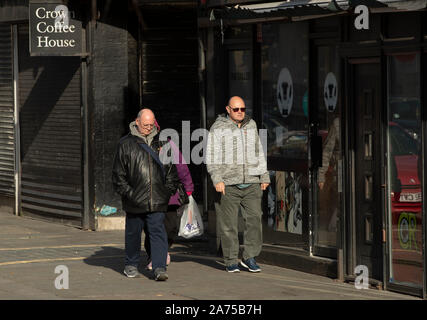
[0,255,122,266]
[0,243,123,251]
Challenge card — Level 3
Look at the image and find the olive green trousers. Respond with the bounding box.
[215,184,263,266]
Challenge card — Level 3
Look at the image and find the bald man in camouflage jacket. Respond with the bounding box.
[206,96,270,273]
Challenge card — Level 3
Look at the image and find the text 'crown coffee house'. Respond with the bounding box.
[29,3,82,56]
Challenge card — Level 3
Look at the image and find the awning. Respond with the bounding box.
[209,0,427,22]
[238,0,349,13]
[351,0,427,10]
[209,1,348,21]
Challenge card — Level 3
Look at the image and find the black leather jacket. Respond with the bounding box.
[112,133,180,214]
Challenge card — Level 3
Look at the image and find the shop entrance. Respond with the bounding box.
[348,58,383,283]
[17,25,83,226]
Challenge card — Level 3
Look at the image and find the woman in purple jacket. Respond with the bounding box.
[144,120,194,270]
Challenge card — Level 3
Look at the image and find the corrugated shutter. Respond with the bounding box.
[0,24,15,196]
[17,24,82,224]
[141,6,199,132]
[141,5,201,198]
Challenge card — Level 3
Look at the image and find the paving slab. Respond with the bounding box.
[0,211,420,301]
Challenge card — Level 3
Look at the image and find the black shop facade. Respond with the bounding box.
[0,1,90,227]
[0,1,200,231]
[199,0,427,298]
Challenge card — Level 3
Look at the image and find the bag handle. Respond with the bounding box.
[139,143,165,181]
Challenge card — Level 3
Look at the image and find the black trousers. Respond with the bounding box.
[144,205,179,258]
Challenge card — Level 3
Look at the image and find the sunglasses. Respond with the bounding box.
[229,107,246,113]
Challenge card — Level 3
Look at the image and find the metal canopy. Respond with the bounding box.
[238,0,349,12]
[209,0,426,21]
[209,1,346,20]
[351,0,427,10]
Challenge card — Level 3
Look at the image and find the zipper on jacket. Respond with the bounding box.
[148,148,153,212]
[240,127,245,183]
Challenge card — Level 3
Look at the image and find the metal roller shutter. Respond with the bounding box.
[141,6,199,131]
[17,24,83,225]
[0,24,15,197]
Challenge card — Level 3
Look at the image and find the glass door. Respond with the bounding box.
[386,52,423,292]
[260,22,310,249]
[313,45,342,258]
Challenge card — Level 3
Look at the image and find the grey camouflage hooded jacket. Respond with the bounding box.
[206,114,270,186]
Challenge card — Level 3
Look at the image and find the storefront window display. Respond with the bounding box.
[315,46,341,250]
[262,22,309,237]
[267,170,303,234]
[261,22,309,161]
[387,53,423,288]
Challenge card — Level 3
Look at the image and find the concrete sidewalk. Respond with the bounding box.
[0,210,420,300]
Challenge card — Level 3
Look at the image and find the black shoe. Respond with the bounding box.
[225,264,240,273]
[154,268,168,281]
[240,258,261,272]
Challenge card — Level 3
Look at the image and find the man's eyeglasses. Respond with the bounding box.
[141,124,154,129]
[229,106,246,113]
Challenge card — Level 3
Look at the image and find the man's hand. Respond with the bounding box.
[261,183,269,191]
[318,182,324,190]
[215,182,225,195]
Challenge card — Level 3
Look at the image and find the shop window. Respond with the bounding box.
[315,45,341,253]
[267,171,303,234]
[261,22,309,162]
[261,22,309,245]
[387,53,423,288]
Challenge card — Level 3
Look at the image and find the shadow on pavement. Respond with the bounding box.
[83,247,153,278]
[168,251,225,272]
[83,243,225,278]
[83,246,128,275]
[83,246,157,280]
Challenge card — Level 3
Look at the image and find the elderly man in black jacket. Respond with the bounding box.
[112,108,180,281]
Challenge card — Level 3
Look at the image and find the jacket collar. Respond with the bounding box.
[129,120,159,145]
[221,113,251,127]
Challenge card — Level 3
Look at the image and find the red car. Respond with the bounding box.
[389,122,423,286]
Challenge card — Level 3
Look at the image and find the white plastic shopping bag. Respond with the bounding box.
[177,195,204,239]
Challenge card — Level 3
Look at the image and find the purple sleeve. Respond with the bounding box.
[175,149,194,193]
[168,140,194,205]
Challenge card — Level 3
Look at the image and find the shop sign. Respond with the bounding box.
[29,3,82,56]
